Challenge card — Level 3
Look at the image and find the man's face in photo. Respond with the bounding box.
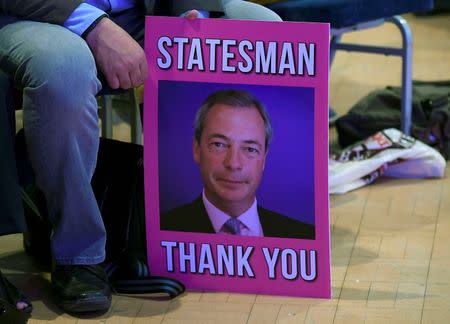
[193,103,268,215]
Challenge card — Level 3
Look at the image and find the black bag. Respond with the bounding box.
[19,133,185,298]
[335,80,450,159]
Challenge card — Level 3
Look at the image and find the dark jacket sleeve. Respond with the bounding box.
[0,0,83,25]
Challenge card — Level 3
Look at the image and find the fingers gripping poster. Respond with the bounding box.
[144,16,330,298]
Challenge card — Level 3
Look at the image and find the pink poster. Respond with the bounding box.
[144,16,330,298]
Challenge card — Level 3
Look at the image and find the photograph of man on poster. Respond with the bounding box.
[160,89,315,239]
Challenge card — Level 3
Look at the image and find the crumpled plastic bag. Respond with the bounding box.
[329,128,446,194]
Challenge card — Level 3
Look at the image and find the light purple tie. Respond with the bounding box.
[223,217,242,235]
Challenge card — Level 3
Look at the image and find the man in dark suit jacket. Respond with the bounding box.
[162,197,315,239]
[161,89,315,240]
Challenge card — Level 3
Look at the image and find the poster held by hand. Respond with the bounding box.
[144,16,330,298]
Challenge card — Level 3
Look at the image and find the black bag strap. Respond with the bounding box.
[105,158,186,298]
[104,259,185,298]
[112,277,185,298]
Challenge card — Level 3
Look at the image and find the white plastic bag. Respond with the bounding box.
[329,128,446,194]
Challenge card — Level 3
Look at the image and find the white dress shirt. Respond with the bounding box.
[202,190,264,237]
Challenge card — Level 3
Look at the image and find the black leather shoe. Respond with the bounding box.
[51,265,112,313]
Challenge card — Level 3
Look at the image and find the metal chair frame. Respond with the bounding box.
[99,88,142,144]
[329,15,413,134]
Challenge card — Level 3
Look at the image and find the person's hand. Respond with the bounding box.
[86,17,148,89]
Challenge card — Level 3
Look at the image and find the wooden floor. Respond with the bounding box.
[2,12,450,323]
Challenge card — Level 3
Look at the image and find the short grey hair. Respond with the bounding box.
[194,89,273,150]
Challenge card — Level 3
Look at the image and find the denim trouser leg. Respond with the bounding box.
[0,19,105,265]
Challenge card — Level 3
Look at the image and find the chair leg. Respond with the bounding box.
[387,15,413,135]
[328,35,343,126]
[330,15,413,135]
[129,89,143,145]
[330,35,342,67]
[100,95,113,139]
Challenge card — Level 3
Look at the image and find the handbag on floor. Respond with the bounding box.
[329,128,446,194]
[18,131,185,298]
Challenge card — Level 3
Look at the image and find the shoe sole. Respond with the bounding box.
[58,295,112,314]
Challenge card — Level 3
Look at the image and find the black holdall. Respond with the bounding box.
[18,131,185,298]
[335,80,450,159]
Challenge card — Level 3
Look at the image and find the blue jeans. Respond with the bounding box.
[0,18,105,265]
